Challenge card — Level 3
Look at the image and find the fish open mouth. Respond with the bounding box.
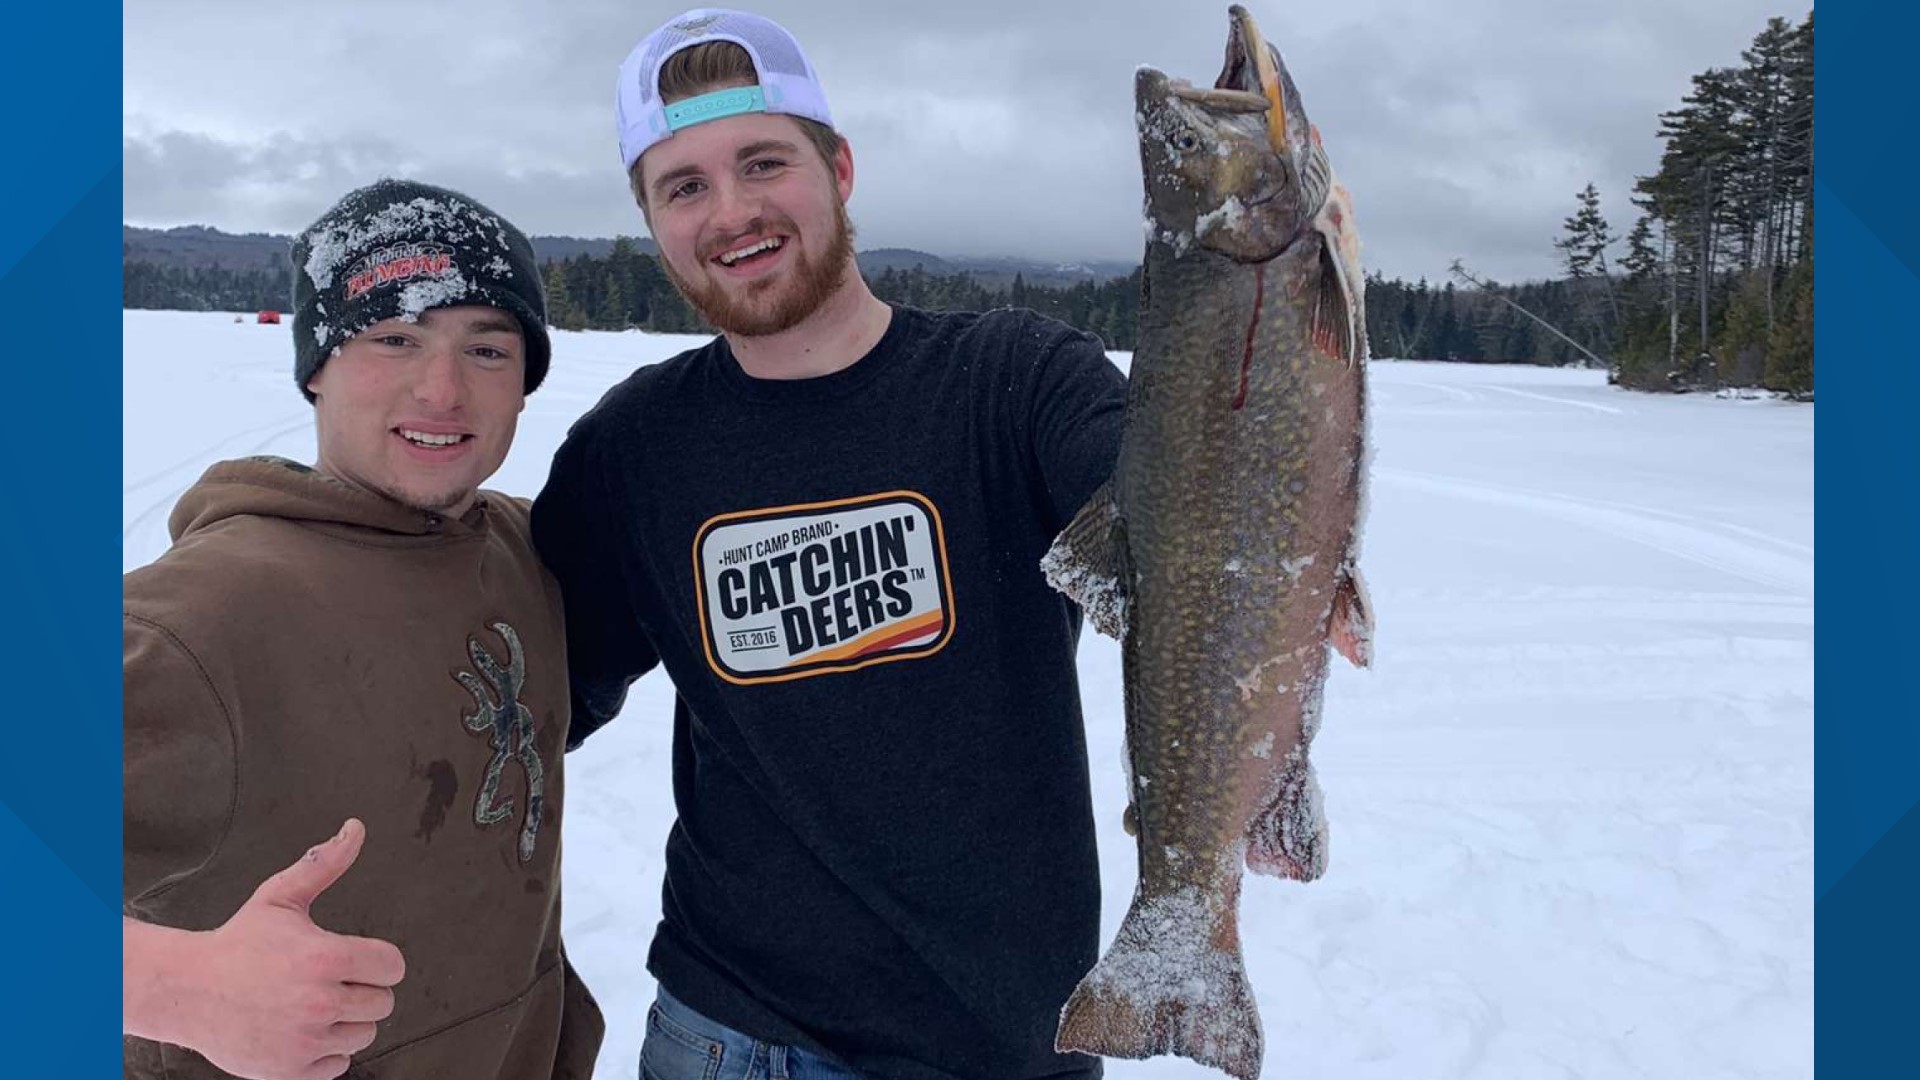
[1218,4,1290,153]
[1216,10,1260,96]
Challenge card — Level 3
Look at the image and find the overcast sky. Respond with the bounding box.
[123,0,1802,284]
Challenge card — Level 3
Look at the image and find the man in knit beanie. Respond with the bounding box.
[283,178,549,518]
[123,179,602,1080]
[291,178,551,403]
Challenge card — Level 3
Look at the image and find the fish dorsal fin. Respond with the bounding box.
[1040,480,1131,640]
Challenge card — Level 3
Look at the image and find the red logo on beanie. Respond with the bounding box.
[344,243,458,301]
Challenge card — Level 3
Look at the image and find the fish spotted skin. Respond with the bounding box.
[1046,8,1372,1079]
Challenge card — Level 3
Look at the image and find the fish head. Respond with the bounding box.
[1134,67,1297,263]
[1133,6,1331,264]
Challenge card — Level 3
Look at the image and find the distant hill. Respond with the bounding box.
[855,247,960,275]
[123,225,1135,287]
[527,235,659,261]
[938,254,1141,290]
[122,226,659,270]
[123,226,294,272]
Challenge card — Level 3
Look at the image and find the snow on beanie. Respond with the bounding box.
[290,179,550,401]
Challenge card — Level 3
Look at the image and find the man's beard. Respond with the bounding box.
[663,198,858,337]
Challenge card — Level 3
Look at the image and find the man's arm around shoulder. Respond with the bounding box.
[532,419,662,750]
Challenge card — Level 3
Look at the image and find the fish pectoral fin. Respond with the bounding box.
[1330,565,1374,668]
[1040,480,1132,639]
[1310,239,1357,366]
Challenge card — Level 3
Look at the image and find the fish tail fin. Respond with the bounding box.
[1055,887,1263,1080]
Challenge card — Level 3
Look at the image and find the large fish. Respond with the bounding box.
[1044,7,1372,1079]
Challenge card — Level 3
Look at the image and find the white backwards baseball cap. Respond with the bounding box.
[616,8,836,171]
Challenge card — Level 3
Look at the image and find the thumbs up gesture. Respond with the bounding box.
[125,820,408,1080]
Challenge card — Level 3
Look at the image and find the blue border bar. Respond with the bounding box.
[0,1,123,1066]
[1817,3,1912,1074]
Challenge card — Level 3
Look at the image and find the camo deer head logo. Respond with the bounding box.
[453,621,546,862]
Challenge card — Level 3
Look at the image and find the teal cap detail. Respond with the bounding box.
[665,86,768,132]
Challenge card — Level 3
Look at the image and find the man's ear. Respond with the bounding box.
[832,137,855,205]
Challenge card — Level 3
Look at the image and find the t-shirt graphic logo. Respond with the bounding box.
[452,621,546,861]
[693,491,956,685]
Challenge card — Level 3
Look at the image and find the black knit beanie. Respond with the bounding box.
[290,179,550,401]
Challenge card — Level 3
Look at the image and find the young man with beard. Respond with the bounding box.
[124,180,601,1080]
[532,10,1127,1080]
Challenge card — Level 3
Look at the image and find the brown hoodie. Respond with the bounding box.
[123,457,602,1080]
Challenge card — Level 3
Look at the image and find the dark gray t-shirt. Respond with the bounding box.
[532,304,1127,1080]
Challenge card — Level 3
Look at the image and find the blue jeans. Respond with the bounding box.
[639,987,868,1080]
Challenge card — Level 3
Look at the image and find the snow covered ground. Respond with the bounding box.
[124,310,1813,1080]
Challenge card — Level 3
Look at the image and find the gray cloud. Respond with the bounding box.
[123,0,1800,282]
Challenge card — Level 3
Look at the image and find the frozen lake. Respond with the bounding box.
[124,310,1813,1080]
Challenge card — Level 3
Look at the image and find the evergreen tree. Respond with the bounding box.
[597,273,632,329]
[647,272,705,333]
[1608,10,1814,392]
[1715,270,1772,385]
[1555,183,1615,280]
[1764,258,1813,395]
[544,261,589,331]
[1553,182,1620,352]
